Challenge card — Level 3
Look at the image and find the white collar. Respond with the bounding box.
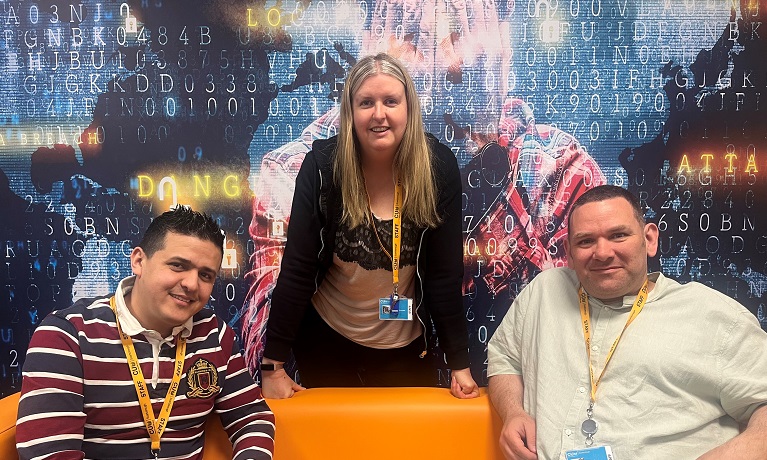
[114,276,193,340]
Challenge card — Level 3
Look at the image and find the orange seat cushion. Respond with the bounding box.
[266,387,504,459]
[3,387,505,460]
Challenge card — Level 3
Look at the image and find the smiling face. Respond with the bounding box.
[128,231,222,336]
[566,197,659,302]
[352,73,408,161]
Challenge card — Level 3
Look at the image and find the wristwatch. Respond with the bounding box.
[260,363,283,371]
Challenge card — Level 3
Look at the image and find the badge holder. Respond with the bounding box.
[565,446,614,460]
[379,292,413,321]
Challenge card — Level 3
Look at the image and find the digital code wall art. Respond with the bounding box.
[0,0,764,394]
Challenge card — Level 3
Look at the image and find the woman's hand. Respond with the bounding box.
[261,368,306,399]
[450,367,481,399]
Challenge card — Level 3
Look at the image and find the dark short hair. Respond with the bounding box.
[138,207,224,257]
[568,185,646,227]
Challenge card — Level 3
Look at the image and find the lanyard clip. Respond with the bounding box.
[390,284,399,303]
[152,448,160,460]
[390,285,399,315]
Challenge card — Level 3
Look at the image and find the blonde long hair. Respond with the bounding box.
[334,53,440,229]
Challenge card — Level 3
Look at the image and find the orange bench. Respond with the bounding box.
[2,388,504,459]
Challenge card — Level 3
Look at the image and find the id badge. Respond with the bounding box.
[379,296,413,320]
[565,446,614,460]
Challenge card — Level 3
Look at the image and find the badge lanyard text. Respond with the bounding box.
[110,297,186,459]
[578,278,649,446]
[369,179,403,309]
[391,179,402,300]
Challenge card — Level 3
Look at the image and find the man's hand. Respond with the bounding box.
[489,374,537,460]
[450,367,480,399]
[261,368,305,399]
[500,412,538,460]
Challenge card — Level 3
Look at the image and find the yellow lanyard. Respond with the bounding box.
[578,278,649,403]
[110,297,186,456]
[369,179,403,295]
[391,179,402,293]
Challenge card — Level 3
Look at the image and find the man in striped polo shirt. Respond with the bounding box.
[16,207,275,459]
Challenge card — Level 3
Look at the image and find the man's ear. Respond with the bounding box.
[564,237,572,267]
[130,247,147,277]
[644,223,659,258]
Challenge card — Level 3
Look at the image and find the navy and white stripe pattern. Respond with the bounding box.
[17,295,275,460]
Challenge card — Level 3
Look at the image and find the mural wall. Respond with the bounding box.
[1,0,765,396]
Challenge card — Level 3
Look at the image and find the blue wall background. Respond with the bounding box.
[1,0,766,396]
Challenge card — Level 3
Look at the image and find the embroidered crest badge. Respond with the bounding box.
[186,358,221,398]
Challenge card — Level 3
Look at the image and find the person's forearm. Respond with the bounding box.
[219,340,276,458]
[490,373,539,459]
[17,319,87,460]
[697,405,767,460]
[229,399,276,460]
[489,374,528,421]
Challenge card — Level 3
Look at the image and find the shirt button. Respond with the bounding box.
[591,345,599,352]
[565,429,573,436]
[578,387,586,394]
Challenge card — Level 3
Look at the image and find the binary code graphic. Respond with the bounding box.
[0,0,764,394]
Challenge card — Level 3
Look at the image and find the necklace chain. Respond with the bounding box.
[366,190,393,262]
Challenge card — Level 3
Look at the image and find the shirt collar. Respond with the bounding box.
[589,272,662,311]
[115,276,193,340]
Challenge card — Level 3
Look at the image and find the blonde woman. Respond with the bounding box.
[260,53,479,399]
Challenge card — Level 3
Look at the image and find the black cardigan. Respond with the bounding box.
[264,134,470,370]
